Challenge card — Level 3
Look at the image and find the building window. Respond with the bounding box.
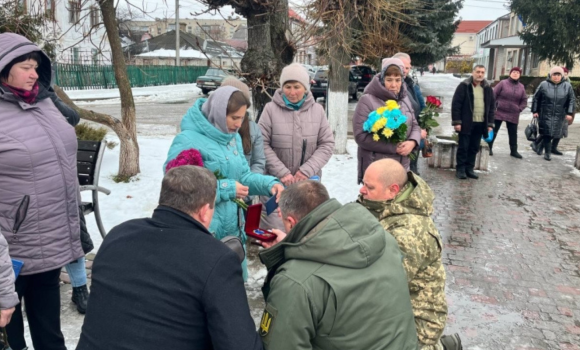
[531,52,540,68]
[45,0,55,20]
[187,26,192,33]
[68,1,81,24]
[73,48,80,64]
[157,27,161,35]
[168,24,176,31]
[90,6,100,27]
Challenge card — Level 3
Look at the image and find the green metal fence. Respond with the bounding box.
[54,64,210,90]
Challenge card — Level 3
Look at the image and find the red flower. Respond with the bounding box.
[165,149,204,173]
[426,95,441,108]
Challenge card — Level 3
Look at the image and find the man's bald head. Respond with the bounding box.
[360,159,408,201]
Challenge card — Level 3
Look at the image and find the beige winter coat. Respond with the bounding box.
[258,90,335,179]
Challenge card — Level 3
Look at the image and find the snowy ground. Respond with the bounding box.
[65,83,202,105]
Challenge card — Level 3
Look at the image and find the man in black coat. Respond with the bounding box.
[451,65,495,180]
[76,165,263,350]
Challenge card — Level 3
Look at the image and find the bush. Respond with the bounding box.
[75,123,108,141]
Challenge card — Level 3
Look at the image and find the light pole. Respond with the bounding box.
[175,0,180,66]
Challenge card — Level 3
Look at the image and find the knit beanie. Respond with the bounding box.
[221,76,251,105]
[201,85,240,134]
[549,66,564,76]
[279,63,310,91]
[380,57,405,82]
[509,67,522,75]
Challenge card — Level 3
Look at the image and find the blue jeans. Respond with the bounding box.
[65,257,87,287]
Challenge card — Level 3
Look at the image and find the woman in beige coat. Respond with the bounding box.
[258,63,335,230]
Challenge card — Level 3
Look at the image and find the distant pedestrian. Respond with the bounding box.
[550,67,576,155]
[258,63,335,231]
[531,66,575,160]
[432,66,436,75]
[76,166,263,350]
[164,86,284,280]
[420,67,424,76]
[0,32,84,350]
[451,65,495,180]
[489,67,527,158]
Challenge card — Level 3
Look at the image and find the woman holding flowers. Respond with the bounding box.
[164,86,284,280]
[353,57,421,183]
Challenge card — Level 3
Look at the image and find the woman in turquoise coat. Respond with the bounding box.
[165,86,284,280]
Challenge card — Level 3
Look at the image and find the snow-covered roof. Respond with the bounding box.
[136,48,207,59]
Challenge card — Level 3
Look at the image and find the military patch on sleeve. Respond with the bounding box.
[259,304,277,337]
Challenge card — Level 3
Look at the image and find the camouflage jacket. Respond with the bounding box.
[358,173,447,346]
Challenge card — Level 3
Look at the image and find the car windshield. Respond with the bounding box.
[315,70,328,79]
[206,68,227,77]
[354,66,373,75]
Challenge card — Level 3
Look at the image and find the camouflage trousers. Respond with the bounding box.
[419,340,444,350]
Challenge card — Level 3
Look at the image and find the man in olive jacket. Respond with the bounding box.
[358,159,461,350]
[258,181,417,350]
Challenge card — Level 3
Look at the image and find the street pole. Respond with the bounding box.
[175,0,180,66]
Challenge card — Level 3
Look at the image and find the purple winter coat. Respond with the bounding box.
[353,74,421,182]
[0,33,83,275]
[493,78,527,124]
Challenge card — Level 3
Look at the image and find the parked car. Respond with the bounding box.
[302,64,316,79]
[310,68,359,101]
[196,68,237,94]
[350,65,375,91]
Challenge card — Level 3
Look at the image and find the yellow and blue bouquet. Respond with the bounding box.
[363,100,409,143]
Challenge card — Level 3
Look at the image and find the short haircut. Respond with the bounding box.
[159,165,217,213]
[385,65,402,77]
[392,52,411,61]
[0,51,42,82]
[279,180,330,222]
[370,159,408,189]
[473,65,486,71]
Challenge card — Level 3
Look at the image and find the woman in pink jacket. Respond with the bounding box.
[258,63,335,230]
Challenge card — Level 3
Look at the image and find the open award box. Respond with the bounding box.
[244,203,277,241]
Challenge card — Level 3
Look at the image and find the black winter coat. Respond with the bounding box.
[531,80,575,138]
[451,77,495,138]
[76,206,263,350]
[38,84,81,126]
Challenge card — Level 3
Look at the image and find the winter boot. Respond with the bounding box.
[543,139,552,161]
[465,168,479,179]
[72,284,89,314]
[440,333,463,350]
[488,141,494,156]
[510,145,523,159]
[536,140,544,155]
[551,138,563,155]
[456,168,467,180]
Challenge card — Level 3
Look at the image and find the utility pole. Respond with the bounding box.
[175,0,180,66]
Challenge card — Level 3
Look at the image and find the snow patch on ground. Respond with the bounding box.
[66,84,202,104]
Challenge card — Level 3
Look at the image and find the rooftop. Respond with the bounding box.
[456,20,493,34]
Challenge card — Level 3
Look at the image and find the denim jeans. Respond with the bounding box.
[65,257,87,287]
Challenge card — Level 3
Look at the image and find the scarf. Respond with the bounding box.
[2,82,39,104]
[282,93,307,110]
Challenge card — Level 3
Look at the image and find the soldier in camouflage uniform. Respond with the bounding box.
[357,159,462,350]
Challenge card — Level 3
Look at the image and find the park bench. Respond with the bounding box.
[77,140,111,238]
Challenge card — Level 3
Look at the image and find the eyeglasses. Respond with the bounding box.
[0,328,12,350]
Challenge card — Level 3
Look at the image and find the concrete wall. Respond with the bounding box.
[452,33,478,56]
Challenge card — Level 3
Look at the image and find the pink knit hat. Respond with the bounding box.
[550,66,564,76]
[279,63,310,91]
[221,76,251,104]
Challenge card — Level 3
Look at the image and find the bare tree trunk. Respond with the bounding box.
[98,0,140,177]
[327,40,350,154]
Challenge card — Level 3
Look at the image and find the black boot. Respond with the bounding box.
[466,169,479,179]
[551,138,563,155]
[456,168,467,179]
[536,140,544,155]
[72,284,89,314]
[510,145,523,159]
[543,139,552,161]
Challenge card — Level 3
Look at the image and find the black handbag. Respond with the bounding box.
[525,118,538,141]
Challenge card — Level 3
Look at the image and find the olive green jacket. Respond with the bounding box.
[259,199,417,350]
[359,173,447,346]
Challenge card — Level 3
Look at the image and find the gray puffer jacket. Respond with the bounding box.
[0,33,83,275]
[0,229,18,310]
[532,79,576,138]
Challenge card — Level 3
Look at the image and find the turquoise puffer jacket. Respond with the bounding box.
[165,99,279,242]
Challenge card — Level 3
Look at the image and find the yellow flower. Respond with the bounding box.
[382,128,394,138]
[385,100,399,111]
[377,106,387,115]
[373,133,380,141]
